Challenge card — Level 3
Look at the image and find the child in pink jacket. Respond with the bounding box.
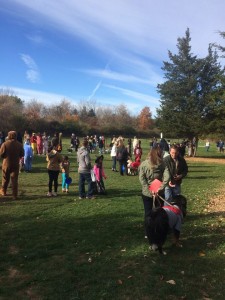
[93,155,107,194]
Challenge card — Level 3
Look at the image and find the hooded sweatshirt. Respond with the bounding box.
[46,149,63,171]
[77,146,91,173]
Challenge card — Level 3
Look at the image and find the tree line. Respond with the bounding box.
[0,93,157,137]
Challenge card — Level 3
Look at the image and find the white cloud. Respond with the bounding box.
[0,86,76,106]
[20,54,40,83]
[26,34,45,45]
[104,84,160,108]
[87,81,102,101]
[20,54,37,70]
[26,70,40,83]
[10,0,225,60]
[84,69,152,85]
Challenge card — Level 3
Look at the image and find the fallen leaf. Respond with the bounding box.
[127,275,133,279]
[88,257,92,263]
[117,279,123,285]
[166,280,176,285]
[121,248,126,252]
[199,252,206,257]
[181,271,185,275]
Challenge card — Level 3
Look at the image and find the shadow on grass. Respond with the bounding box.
[186,175,220,180]
[0,202,225,299]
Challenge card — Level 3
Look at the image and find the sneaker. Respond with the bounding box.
[79,196,84,199]
[52,192,57,197]
[86,196,95,199]
[62,189,66,193]
[66,190,69,193]
[47,192,52,197]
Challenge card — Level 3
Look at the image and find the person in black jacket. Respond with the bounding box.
[116,138,129,176]
[163,144,188,203]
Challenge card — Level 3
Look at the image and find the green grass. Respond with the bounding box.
[1,139,225,299]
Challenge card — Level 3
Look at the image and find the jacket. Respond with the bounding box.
[93,164,106,181]
[116,146,129,162]
[77,146,91,173]
[139,159,169,197]
[0,139,24,170]
[163,154,188,185]
[46,150,63,171]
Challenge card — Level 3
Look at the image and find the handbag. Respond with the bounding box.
[90,169,96,182]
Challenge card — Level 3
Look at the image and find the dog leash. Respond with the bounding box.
[156,194,174,207]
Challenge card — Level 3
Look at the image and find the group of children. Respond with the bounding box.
[46,147,107,197]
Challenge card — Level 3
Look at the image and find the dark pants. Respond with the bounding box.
[118,160,128,175]
[79,172,93,198]
[48,170,60,193]
[142,194,154,218]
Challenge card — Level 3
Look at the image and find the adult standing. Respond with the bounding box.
[77,139,94,199]
[98,136,104,154]
[0,131,24,199]
[205,140,210,152]
[46,145,63,197]
[163,144,188,203]
[139,147,168,211]
[139,146,169,235]
[110,141,118,171]
[116,138,129,176]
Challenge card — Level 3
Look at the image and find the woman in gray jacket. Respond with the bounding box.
[139,146,169,234]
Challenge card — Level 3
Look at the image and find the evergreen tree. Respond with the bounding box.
[156,28,224,138]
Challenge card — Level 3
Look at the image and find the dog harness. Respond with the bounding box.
[163,205,182,215]
[163,205,183,232]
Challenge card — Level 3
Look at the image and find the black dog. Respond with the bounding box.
[145,195,187,255]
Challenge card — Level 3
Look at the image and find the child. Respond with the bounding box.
[24,138,33,172]
[61,155,70,193]
[93,155,107,194]
[46,146,63,197]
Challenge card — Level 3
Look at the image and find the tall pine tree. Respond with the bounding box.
[156,28,224,138]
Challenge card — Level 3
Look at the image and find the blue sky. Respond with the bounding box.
[0,0,224,116]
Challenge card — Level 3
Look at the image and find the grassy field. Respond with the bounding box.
[0,138,225,300]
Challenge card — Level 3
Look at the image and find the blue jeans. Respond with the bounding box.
[24,156,32,171]
[62,173,69,190]
[164,185,181,203]
[78,172,93,198]
[111,156,117,170]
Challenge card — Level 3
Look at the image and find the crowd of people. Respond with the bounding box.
[0,129,193,253]
[0,131,190,200]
